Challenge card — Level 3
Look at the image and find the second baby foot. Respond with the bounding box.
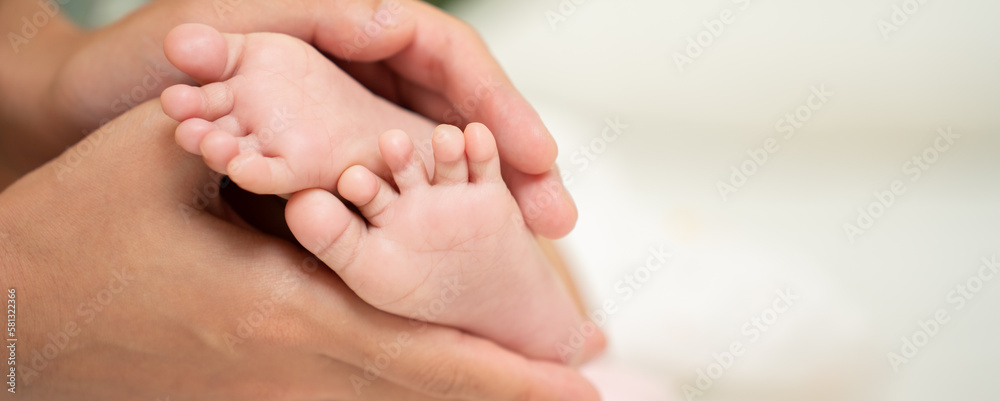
[286,124,586,362]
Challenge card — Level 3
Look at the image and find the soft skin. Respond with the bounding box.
[0,0,577,238]
[158,22,594,364]
[0,100,600,401]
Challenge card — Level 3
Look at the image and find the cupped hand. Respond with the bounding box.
[4,0,577,237]
[0,100,598,400]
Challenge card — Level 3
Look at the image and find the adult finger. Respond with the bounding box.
[503,162,579,238]
[317,0,558,175]
[292,269,600,401]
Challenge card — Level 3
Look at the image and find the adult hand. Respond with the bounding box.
[4,0,577,238]
[0,100,598,400]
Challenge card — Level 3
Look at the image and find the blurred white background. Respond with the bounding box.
[446,1,1000,400]
[69,0,1000,400]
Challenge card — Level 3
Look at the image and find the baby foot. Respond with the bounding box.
[159,23,578,238]
[159,23,435,194]
[286,123,585,362]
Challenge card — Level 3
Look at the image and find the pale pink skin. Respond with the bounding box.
[160,24,586,362]
[158,21,579,240]
[160,24,436,195]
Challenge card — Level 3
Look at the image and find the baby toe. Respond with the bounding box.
[431,124,469,185]
[464,123,502,183]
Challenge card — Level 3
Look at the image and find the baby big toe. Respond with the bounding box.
[164,23,230,83]
[286,189,366,270]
